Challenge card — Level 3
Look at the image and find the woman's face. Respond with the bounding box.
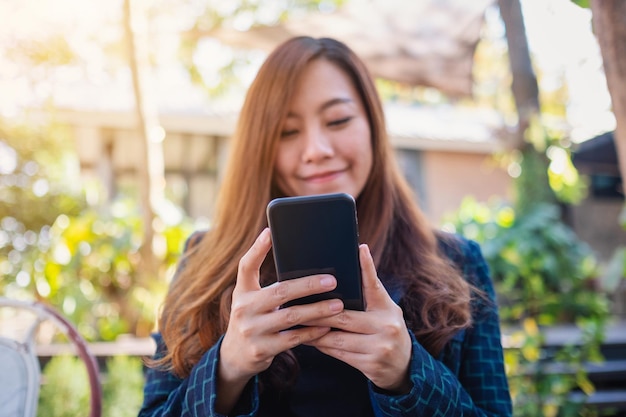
[273,58,373,199]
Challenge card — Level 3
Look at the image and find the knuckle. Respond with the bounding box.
[370,368,385,383]
[386,320,404,338]
[249,345,267,362]
[230,301,246,321]
[336,311,350,326]
[272,282,289,301]
[284,309,301,325]
[237,256,251,276]
[288,333,302,347]
[239,324,255,339]
[378,341,395,358]
[332,333,345,348]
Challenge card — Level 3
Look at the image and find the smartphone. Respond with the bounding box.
[266,193,365,311]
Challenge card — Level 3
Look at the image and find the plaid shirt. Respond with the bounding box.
[139,235,512,416]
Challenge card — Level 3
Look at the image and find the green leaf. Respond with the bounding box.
[570,0,590,9]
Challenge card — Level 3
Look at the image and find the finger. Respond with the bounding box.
[312,341,411,392]
[235,228,272,292]
[359,244,389,310]
[266,298,343,332]
[276,325,332,350]
[305,309,375,334]
[308,338,373,372]
[306,330,369,354]
[258,274,338,312]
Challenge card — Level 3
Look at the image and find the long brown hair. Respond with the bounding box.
[155,37,472,378]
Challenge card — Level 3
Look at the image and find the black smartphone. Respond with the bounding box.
[266,193,365,311]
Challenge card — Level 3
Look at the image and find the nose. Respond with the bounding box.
[301,127,334,163]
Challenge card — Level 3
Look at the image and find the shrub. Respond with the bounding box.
[103,355,145,417]
[37,355,145,417]
[38,356,90,417]
[444,197,610,416]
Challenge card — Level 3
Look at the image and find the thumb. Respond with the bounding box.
[235,228,272,293]
[359,244,390,310]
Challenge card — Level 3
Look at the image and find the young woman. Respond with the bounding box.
[139,36,512,417]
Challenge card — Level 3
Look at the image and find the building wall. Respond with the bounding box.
[570,197,626,263]
[421,150,512,224]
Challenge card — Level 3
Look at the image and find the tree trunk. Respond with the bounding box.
[590,0,626,181]
[123,0,165,333]
[123,0,165,262]
[498,0,540,149]
[498,0,556,214]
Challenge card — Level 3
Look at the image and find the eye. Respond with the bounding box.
[280,129,299,139]
[328,117,352,127]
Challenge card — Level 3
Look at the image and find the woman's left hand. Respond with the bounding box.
[304,244,413,394]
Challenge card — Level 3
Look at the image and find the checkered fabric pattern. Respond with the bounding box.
[370,238,512,416]
[138,234,512,416]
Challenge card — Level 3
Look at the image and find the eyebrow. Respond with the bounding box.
[320,97,354,112]
[287,97,354,118]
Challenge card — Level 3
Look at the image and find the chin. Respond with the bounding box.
[294,180,361,198]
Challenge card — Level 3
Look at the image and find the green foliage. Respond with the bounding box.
[495,205,602,323]
[450,198,608,324]
[0,114,193,342]
[504,317,605,417]
[445,197,610,416]
[570,0,590,9]
[0,121,83,256]
[6,35,77,67]
[1,117,85,320]
[103,356,145,417]
[547,146,588,205]
[179,0,346,98]
[513,145,556,216]
[37,355,145,417]
[4,198,193,341]
[38,356,90,417]
[513,118,587,215]
[600,204,626,306]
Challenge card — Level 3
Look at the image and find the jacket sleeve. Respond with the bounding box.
[369,239,512,416]
[138,231,261,417]
[138,334,260,417]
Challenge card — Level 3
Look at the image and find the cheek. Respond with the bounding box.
[348,123,373,164]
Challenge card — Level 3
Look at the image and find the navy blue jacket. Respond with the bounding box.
[139,234,512,416]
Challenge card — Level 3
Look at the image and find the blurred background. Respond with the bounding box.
[1,0,626,415]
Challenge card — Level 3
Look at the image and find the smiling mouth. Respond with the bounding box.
[302,169,346,183]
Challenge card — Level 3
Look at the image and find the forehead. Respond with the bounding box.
[287,58,364,111]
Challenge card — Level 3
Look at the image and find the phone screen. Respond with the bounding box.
[266,193,364,310]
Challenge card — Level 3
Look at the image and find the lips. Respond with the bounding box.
[301,168,347,183]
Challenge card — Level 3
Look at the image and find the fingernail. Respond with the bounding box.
[329,300,343,312]
[362,244,372,260]
[320,275,336,288]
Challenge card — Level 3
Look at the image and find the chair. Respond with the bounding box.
[0,297,102,417]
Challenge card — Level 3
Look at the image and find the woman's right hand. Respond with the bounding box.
[216,228,344,413]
